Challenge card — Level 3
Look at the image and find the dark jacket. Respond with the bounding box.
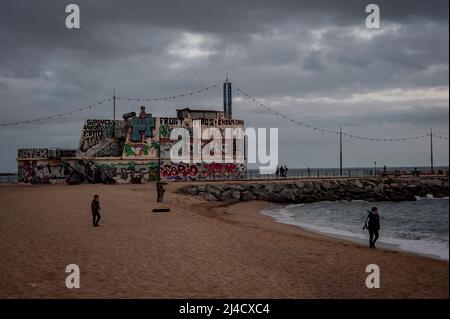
[91,199,101,214]
[156,182,166,194]
[367,213,380,231]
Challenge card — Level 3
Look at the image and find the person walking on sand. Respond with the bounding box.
[91,195,101,227]
[156,181,167,202]
[364,207,380,248]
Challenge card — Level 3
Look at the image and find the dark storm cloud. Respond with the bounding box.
[0,0,448,171]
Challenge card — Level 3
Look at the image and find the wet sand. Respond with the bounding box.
[0,183,448,298]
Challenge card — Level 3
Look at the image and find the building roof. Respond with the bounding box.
[176,107,223,113]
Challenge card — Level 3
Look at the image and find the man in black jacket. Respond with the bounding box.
[365,207,380,248]
[91,194,101,227]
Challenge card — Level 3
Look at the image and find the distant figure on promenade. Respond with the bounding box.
[284,165,289,177]
[156,181,168,202]
[276,166,280,178]
[279,165,285,178]
[91,195,101,227]
[364,207,380,248]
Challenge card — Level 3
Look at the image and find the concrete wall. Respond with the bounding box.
[18,113,247,184]
[18,158,71,184]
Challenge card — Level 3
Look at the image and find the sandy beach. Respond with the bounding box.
[0,182,448,298]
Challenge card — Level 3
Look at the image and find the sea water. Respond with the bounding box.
[262,197,449,260]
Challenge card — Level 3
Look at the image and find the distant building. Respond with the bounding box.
[176,107,224,120]
[17,81,247,184]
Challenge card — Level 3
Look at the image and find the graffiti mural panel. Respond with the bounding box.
[159,160,246,181]
[77,119,122,157]
[122,116,160,159]
[93,160,160,183]
[202,162,246,179]
[18,159,70,184]
[160,161,202,181]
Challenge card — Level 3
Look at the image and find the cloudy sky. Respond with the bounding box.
[0,0,448,172]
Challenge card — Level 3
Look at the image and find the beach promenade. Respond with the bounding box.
[0,181,448,298]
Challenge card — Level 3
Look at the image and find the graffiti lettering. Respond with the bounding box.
[18,148,76,159]
[203,162,245,178]
[200,119,244,126]
[160,162,200,181]
[77,119,120,157]
[18,160,68,184]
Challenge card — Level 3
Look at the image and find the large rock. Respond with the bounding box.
[303,181,315,193]
[273,183,285,192]
[204,193,218,201]
[294,180,305,189]
[231,191,241,200]
[241,191,256,201]
[220,190,240,203]
[424,179,443,188]
[264,183,275,193]
[259,192,284,203]
[207,186,223,198]
[352,180,364,189]
[279,188,296,202]
[188,187,199,196]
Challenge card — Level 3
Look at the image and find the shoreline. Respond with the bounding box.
[259,201,449,262]
[0,183,448,298]
[215,200,448,263]
[259,202,448,262]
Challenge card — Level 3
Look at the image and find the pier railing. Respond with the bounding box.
[244,168,448,180]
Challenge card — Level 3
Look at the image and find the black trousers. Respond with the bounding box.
[369,229,379,247]
[92,212,101,226]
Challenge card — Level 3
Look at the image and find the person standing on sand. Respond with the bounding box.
[91,195,101,227]
[156,181,167,202]
[279,165,285,178]
[365,207,380,248]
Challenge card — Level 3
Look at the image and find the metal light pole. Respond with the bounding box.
[339,125,343,176]
[430,128,434,174]
[113,88,116,121]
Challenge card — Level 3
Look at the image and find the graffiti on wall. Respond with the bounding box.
[158,117,245,162]
[130,116,156,141]
[123,115,160,159]
[159,118,192,140]
[159,142,174,159]
[18,148,76,159]
[159,160,246,181]
[124,140,159,157]
[18,160,69,184]
[18,158,160,184]
[93,161,159,183]
[203,162,246,178]
[77,119,121,157]
[198,118,244,127]
[160,162,201,181]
